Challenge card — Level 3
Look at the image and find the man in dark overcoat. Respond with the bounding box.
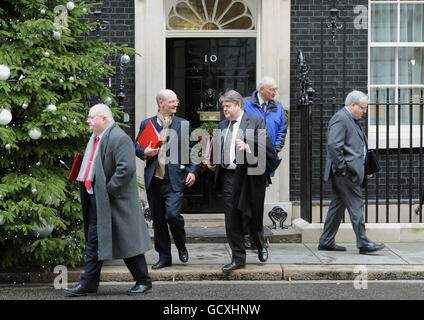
[208,90,280,272]
[64,104,153,297]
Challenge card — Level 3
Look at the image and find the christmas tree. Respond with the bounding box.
[0,0,135,271]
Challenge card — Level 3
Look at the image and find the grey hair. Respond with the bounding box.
[219,90,244,110]
[156,89,176,105]
[90,104,113,121]
[257,76,276,90]
[345,90,368,107]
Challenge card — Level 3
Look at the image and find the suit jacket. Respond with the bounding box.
[135,116,199,192]
[79,124,152,260]
[215,112,280,231]
[324,107,367,186]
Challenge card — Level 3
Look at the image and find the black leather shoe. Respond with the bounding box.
[359,243,385,254]
[64,284,96,297]
[244,240,258,250]
[258,247,268,262]
[127,283,152,296]
[178,249,189,263]
[152,260,172,270]
[222,261,245,273]
[318,244,347,251]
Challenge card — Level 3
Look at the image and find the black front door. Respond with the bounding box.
[166,37,256,213]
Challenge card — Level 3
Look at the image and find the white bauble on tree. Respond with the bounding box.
[46,103,57,112]
[121,54,130,65]
[29,127,42,140]
[104,96,112,106]
[0,65,11,81]
[67,1,75,10]
[0,108,12,125]
[33,218,54,238]
[53,30,61,40]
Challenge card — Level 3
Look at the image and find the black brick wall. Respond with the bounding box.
[81,0,136,139]
[290,0,368,202]
[290,0,423,205]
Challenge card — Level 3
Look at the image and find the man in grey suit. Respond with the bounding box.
[65,104,153,297]
[318,90,385,254]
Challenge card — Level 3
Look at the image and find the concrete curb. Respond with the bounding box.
[283,264,424,281]
[3,264,424,283]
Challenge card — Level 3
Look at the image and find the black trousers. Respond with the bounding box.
[146,177,186,263]
[80,194,151,291]
[220,169,247,265]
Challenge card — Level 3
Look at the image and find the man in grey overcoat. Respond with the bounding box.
[64,104,153,297]
[318,90,384,254]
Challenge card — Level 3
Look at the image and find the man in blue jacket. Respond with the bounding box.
[243,76,287,249]
[244,76,287,156]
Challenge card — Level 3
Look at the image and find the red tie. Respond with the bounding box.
[262,102,266,114]
[85,137,100,191]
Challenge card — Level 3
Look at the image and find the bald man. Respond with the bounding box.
[135,90,198,269]
[65,104,153,297]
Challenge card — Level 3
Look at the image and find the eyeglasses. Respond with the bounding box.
[267,87,278,93]
[167,99,180,105]
[356,103,368,110]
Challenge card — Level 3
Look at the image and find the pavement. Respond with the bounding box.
[2,214,424,283]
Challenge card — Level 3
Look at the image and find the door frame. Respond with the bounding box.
[134,0,292,224]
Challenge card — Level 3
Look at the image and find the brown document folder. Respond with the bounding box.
[68,153,83,181]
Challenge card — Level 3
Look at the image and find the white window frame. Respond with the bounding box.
[368,0,424,149]
[164,0,258,37]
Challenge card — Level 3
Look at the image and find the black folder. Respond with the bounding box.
[366,150,381,175]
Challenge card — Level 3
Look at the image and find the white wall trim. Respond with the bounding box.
[135,0,292,216]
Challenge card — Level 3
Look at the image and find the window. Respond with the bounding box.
[369,0,424,149]
[165,0,256,31]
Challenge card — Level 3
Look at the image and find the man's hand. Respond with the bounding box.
[144,141,159,158]
[207,164,216,172]
[367,174,373,179]
[185,172,196,187]
[235,139,249,152]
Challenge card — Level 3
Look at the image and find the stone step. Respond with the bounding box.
[147,226,301,243]
[145,213,301,243]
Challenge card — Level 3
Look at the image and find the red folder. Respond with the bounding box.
[137,120,163,149]
[68,153,83,181]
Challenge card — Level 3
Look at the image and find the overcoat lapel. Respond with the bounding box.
[220,119,229,146]
[237,112,250,139]
[342,108,364,142]
[100,124,114,162]
[167,117,180,146]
